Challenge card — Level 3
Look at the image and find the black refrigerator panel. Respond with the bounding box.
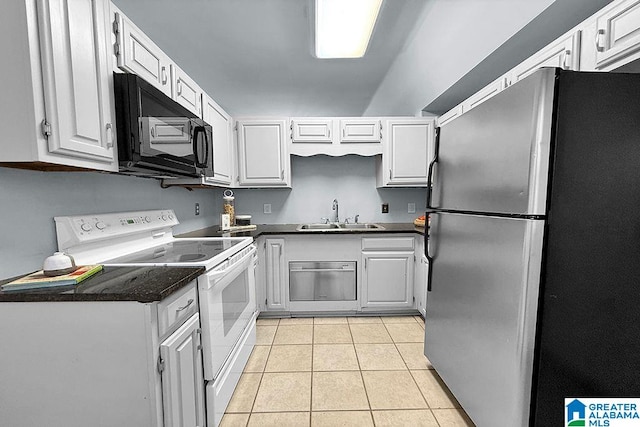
[532,71,640,425]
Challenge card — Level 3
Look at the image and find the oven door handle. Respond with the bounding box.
[203,245,256,289]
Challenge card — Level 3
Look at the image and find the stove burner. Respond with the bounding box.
[178,253,208,262]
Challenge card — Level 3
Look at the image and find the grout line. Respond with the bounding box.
[309,318,314,419]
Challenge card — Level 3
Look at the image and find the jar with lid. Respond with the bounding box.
[223,189,235,225]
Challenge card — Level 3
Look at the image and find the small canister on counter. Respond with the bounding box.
[223,189,235,225]
[235,215,251,226]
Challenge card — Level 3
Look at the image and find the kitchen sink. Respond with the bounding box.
[295,223,385,232]
[341,223,385,230]
[296,223,342,231]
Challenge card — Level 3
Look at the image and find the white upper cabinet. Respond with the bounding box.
[112,8,172,97]
[340,119,382,143]
[173,64,203,118]
[0,0,117,171]
[377,118,435,187]
[203,95,233,185]
[461,76,507,114]
[236,119,291,187]
[437,105,462,127]
[289,117,383,156]
[508,30,581,85]
[291,118,333,143]
[38,0,116,165]
[592,0,640,70]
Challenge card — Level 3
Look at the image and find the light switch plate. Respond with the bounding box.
[408,203,416,214]
[264,204,272,214]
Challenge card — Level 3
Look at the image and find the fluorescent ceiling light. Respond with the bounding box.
[315,0,383,59]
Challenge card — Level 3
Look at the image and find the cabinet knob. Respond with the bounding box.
[177,79,182,96]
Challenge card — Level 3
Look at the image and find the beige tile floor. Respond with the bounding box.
[220,315,475,427]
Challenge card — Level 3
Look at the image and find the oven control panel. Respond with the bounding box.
[54,210,179,250]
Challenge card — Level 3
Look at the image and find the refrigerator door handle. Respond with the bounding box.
[426,127,441,209]
[425,210,435,292]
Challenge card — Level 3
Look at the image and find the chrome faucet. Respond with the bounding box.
[332,199,339,223]
[354,214,359,224]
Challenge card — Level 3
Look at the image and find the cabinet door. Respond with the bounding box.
[173,65,203,117]
[384,119,434,186]
[114,11,172,97]
[203,95,232,185]
[291,118,333,143]
[340,119,382,143]
[438,105,462,127]
[160,313,206,427]
[236,120,290,187]
[38,0,116,165]
[362,251,414,309]
[508,30,581,84]
[462,77,506,113]
[594,0,640,70]
[265,238,287,311]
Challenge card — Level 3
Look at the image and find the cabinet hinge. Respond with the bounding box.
[234,123,238,131]
[112,17,119,34]
[265,298,268,306]
[113,41,120,57]
[413,296,415,303]
[157,355,165,374]
[41,120,51,138]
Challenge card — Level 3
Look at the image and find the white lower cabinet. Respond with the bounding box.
[257,234,421,314]
[362,251,414,309]
[414,236,428,317]
[264,238,287,311]
[160,313,206,427]
[0,281,203,427]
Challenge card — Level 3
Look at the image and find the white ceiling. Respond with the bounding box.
[112,0,428,117]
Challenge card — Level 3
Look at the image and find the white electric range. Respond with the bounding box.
[54,209,257,427]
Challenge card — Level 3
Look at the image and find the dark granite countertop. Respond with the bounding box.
[177,223,426,239]
[0,266,204,303]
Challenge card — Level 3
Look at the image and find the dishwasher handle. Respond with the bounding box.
[290,267,355,273]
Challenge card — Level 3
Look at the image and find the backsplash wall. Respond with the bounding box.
[231,156,426,224]
[0,167,219,278]
[1,156,425,278]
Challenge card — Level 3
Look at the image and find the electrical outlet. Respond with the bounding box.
[264,203,272,214]
[382,203,389,214]
[408,203,416,214]
[195,203,200,216]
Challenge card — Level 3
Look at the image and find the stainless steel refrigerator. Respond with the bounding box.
[424,68,640,426]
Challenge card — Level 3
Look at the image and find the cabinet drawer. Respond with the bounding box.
[361,237,415,251]
[340,119,382,143]
[158,280,198,337]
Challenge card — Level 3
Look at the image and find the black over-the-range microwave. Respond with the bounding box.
[113,73,213,178]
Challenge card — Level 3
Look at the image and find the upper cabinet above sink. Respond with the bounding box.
[289,117,382,157]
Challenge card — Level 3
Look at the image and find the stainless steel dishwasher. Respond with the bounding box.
[289,261,356,301]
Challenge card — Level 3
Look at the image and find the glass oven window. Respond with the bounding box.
[221,271,250,336]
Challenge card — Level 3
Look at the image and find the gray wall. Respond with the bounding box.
[0,167,219,278]
[1,156,423,279]
[231,156,426,224]
[365,0,556,115]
